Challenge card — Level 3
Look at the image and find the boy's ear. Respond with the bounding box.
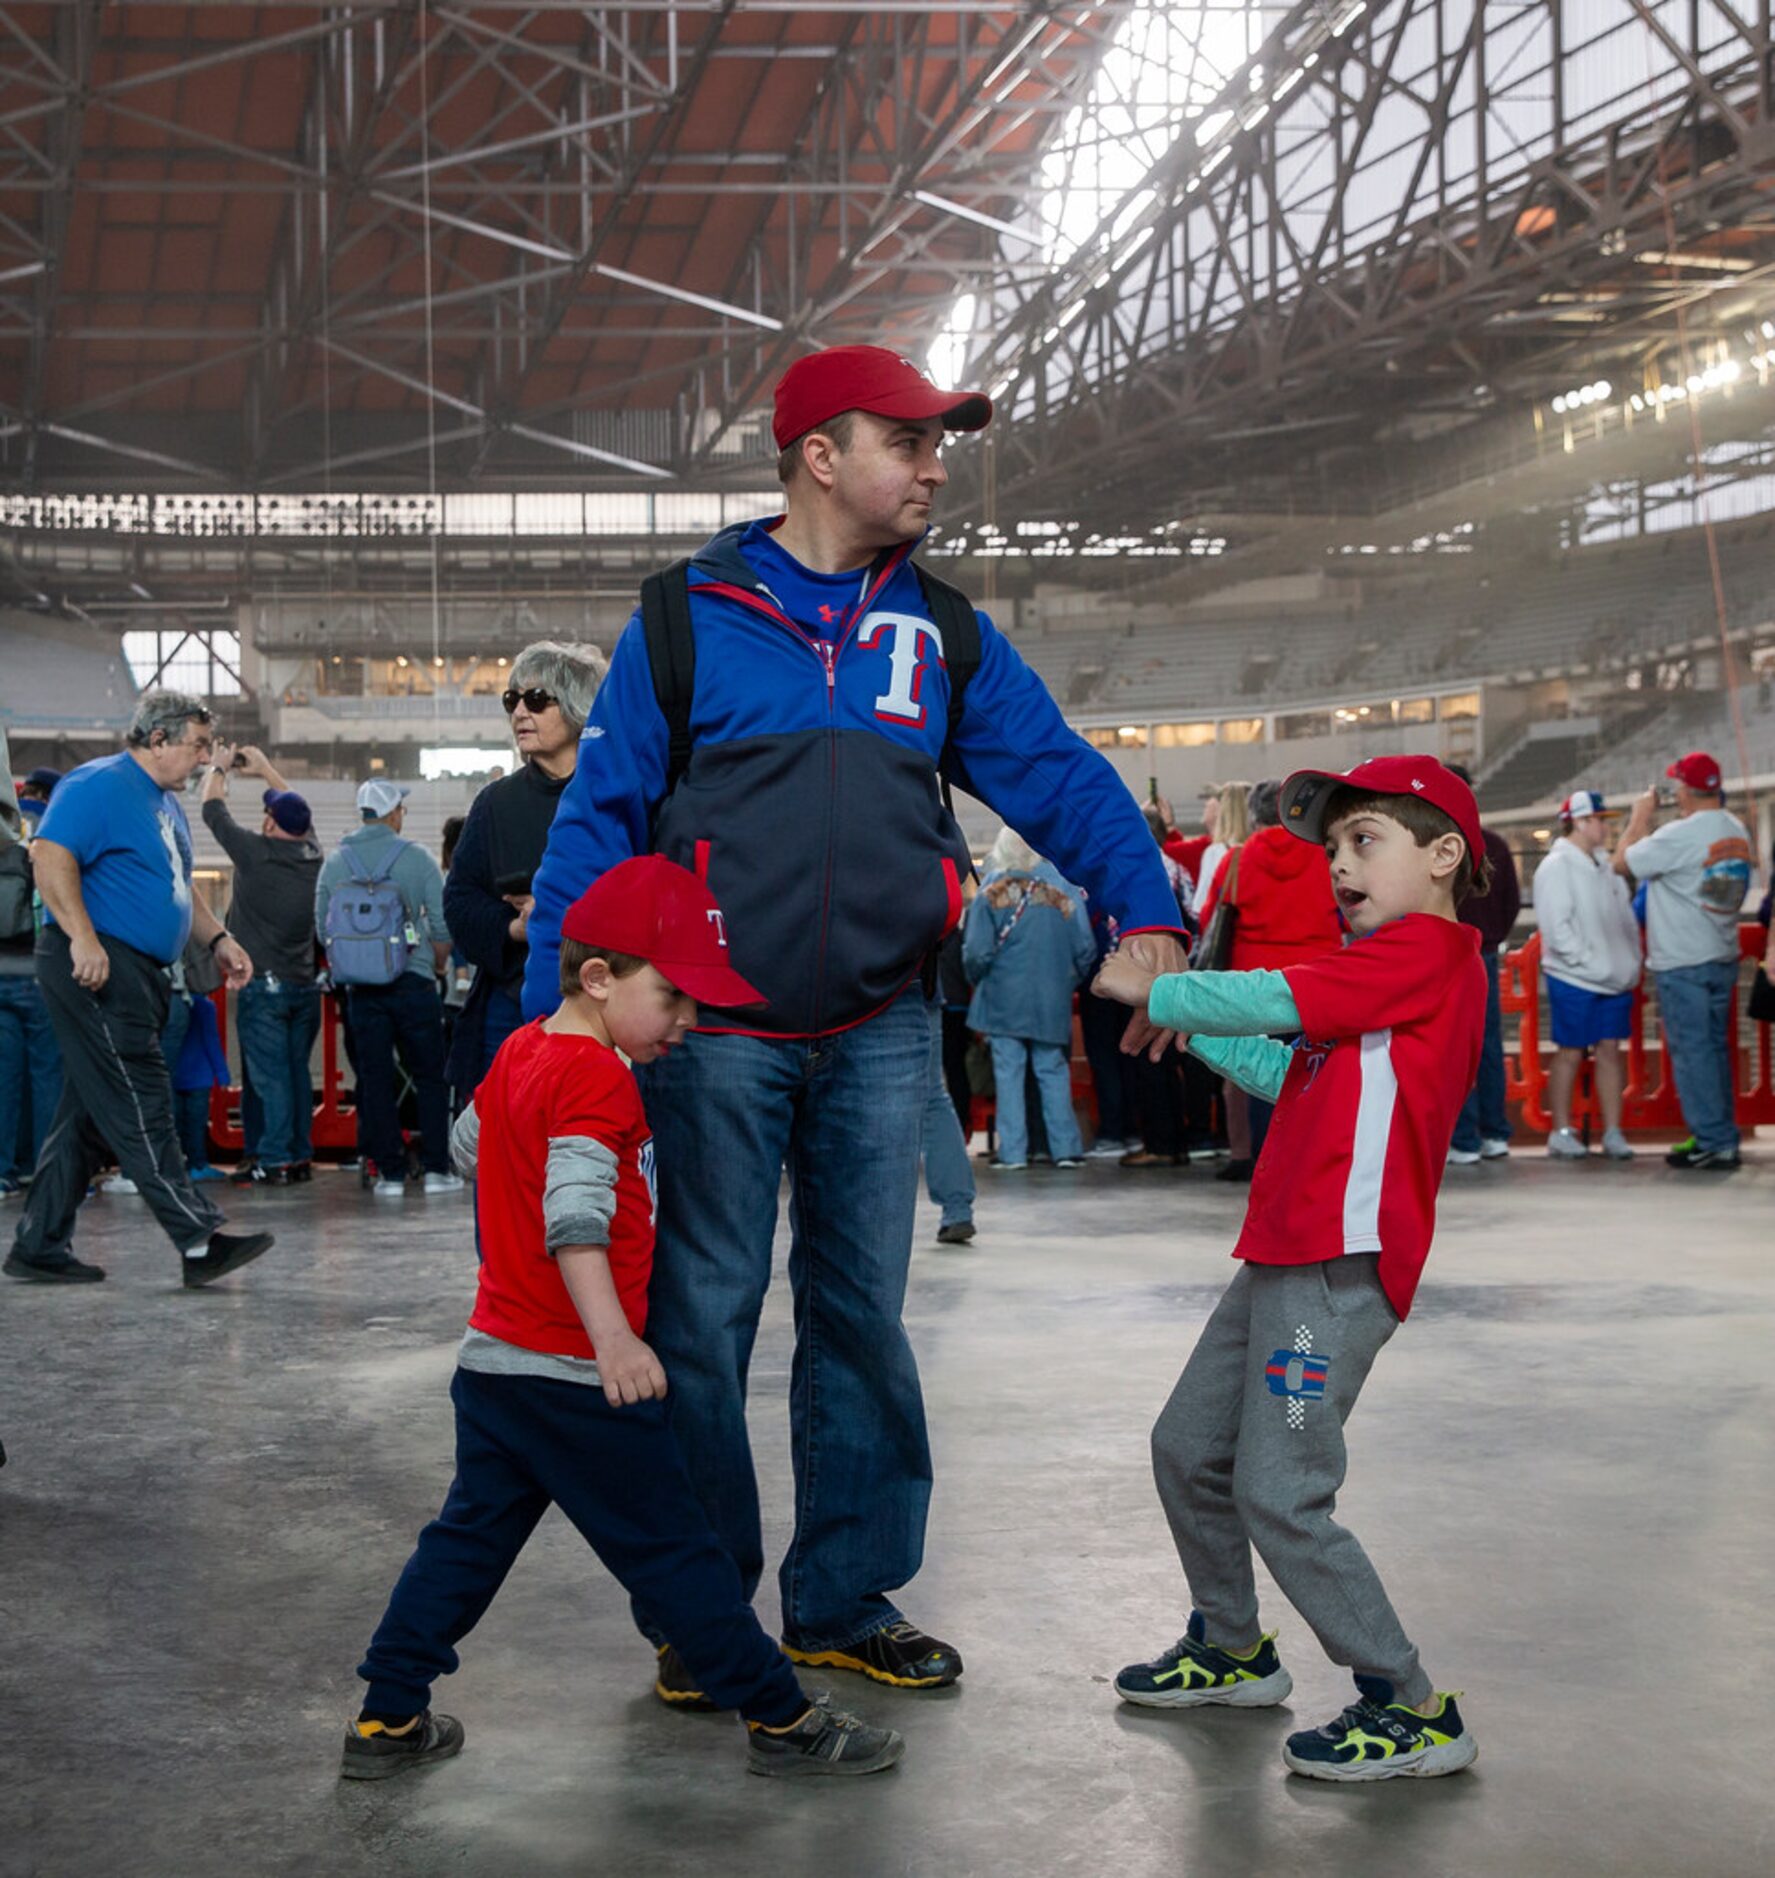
[576,957,613,999]
[1428,830,1466,884]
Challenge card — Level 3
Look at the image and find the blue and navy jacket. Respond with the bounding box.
[524,519,1182,1036]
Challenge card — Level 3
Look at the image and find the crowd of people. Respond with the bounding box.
[3,342,1771,1796]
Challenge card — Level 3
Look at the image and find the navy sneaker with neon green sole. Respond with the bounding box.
[1283,1675,1477,1781]
[1114,1612,1293,1709]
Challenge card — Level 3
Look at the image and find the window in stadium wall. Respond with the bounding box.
[1277,710,1333,740]
[123,629,242,698]
[1154,722,1216,747]
[1438,692,1480,720]
[1394,696,1435,725]
[1219,718,1265,743]
[1084,725,1150,749]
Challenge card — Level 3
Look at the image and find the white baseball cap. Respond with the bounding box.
[357,778,412,819]
[1559,789,1606,821]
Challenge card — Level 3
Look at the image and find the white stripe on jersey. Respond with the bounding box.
[1342,1028,1396,1252]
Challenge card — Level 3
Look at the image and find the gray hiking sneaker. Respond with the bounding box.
[340,1710,465,1780]
[745,1693,904,1778]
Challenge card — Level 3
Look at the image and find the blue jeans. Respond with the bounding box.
[988,1034,1083,1165]
[1451,949,1510,1151]
[359,1369,806,1726]
[0,976,62,1180]
[922,999,975,1227]
[478,985,525,1081]
[1657,959,1741,1152]
[346,975,451,1177]
[632,986,931,1649]
[235,979,321,1168]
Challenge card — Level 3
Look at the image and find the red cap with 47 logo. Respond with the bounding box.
[1279,755,1484,866]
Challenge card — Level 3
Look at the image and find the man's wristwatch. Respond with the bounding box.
[207,929,232,954]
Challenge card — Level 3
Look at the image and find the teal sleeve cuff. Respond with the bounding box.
[1146,968,1301,1037]
[1187,1034,1292,1103]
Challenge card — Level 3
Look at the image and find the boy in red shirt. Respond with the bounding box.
[341,857,901,1782]
[1093,757,1488,1782]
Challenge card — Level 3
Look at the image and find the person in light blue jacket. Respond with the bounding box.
[963,828,1098,1170]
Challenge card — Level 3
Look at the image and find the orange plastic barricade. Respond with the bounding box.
[1503,924,1775,1138]
[205,987,359,1154]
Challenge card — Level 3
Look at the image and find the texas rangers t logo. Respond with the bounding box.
[856,611,946,727]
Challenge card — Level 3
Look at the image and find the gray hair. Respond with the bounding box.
[508,640,608,735]
[1248,779,1282,829]
[984,826,1038,876]
[126,688,213,748]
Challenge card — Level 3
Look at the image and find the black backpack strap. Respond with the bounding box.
[914,563,981,792]
[641,557,696,796]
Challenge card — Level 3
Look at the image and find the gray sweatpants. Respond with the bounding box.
[1151,1255,1431,1706]
[12,928,224,1266]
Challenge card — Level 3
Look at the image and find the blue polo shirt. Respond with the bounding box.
[36,752,195,964]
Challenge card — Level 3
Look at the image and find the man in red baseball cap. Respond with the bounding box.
[768,345,991,573]
[1615,748,1753,1169]
[521,335,1189,1705]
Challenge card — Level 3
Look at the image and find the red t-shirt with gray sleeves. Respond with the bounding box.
[1236,914,1486,1318]
[466,1020,655,1359]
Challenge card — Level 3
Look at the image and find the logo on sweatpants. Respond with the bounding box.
[1266,1349,1329,1400]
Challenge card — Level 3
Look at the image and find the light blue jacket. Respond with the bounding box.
[962,861,1097,1046]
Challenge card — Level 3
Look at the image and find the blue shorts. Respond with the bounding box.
[1546,975,1634,1048]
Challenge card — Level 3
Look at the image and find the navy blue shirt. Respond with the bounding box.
[36,751,196,963]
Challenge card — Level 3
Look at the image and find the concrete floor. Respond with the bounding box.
[3,1146,1772,1878]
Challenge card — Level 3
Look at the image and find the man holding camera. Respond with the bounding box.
[5,691,275,1286]
[202,744,323,1185]
[1615,751,1753,1170]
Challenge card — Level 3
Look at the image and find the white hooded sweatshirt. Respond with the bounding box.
[1534,836,1643,995]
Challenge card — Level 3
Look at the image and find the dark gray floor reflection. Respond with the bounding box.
[3,1150,1771,1876]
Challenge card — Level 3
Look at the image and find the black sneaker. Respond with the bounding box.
[288,1162,313,1183]
[1215,1159,1255,1183]
[1671,1146,1741,1171]
[1664,1136,1698,1165]
[5,1248,105,1283]
[227,1158,260,1186]
[181,1230,275,1288]
[249,1164,294,1187]
[782,1619,962,1689]
[1114,1612,1292,1709]
[935,1220,976,1245]
[340,1710,465,1781]
[1283,1676,1477,1782]
[653,1643,721,1712]
[746,1694,904,1778]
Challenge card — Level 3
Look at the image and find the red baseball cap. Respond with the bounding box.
[1666,750,1722,792]
[560,856,763,1008]
[772,344,992,451]
[1280,755,1484,864]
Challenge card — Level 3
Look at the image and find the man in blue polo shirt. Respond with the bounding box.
[6,691,275,1287]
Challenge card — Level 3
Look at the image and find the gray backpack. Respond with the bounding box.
[323,842,417,985]
[0,840,33,944]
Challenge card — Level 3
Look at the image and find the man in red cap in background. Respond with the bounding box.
[525,344,1187,1702]
[1615,751,1754,1169]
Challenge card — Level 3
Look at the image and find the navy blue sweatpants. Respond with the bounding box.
[357,1367,807,1725]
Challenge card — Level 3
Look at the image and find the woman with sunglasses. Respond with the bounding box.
[443,641,608,1095]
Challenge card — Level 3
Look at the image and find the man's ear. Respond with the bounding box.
[798,429,842,491]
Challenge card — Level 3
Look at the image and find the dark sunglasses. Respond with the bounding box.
[502,687,558,715]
